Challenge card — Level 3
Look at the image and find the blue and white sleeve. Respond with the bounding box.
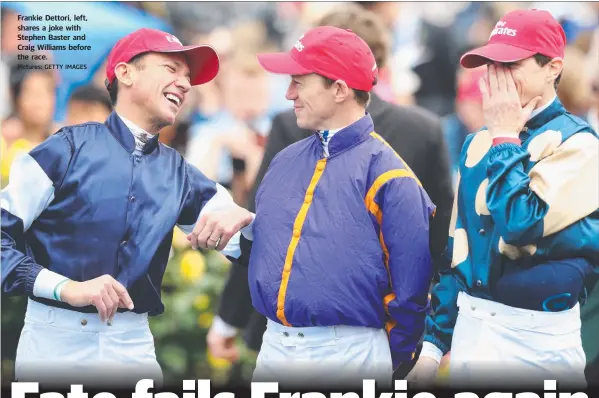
[1,131,74,297]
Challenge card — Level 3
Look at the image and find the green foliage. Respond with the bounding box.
[151,232,257,385]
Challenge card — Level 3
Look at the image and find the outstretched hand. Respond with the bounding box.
[187,205,254,251]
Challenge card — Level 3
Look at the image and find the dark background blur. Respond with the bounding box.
[2,1,598,387]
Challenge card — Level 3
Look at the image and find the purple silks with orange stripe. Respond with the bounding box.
[248,113,435,369]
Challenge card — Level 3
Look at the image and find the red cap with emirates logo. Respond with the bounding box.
[460,9,566,69]
[105,28,219,88]
[257,26,378,92]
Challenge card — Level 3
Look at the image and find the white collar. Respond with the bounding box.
[118,114,155,151]
[317,114,369,149]
[318,126,346,158]
[528,95,557,121]
[318,126,345,144]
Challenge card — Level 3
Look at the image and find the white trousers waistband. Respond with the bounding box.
[457,291,581,334]
[264,318,383,345]
[449,292,586,389]
[255,319,393,388]
[25,298,148,331]
[17,299,161,388]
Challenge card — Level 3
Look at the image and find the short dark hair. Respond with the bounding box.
[107,52,147,105]
[69,84,112,113]
[534,53,562,90]
[321,76,373,107]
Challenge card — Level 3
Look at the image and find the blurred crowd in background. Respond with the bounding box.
[1,1,599,387]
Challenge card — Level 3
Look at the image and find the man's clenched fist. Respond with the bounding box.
[61,275,134,323]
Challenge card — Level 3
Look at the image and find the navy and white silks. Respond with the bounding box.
[1,111,248,312]
[1,112,249,385]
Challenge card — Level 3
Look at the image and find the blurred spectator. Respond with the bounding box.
[356,1,400,32]
[355,2,419,105]
[557,47,594,118]
[442,66,486,184]
[450,3,487,52]
[1,7,21,119]
[165,2,288,49]
[65,85,112,126]
[90,60,111,91]
[1,61,57,184]
[586,25,599,81]
[532,2,599,44]
[319,4,398,104]
[3,61,57,147]
[186,50,270,203]
[1,7,20,56]
[158,90,199,157]
[360,2,462,116]
[465,4,503,49]
[159,118,191,156]
[319,4,390,68]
